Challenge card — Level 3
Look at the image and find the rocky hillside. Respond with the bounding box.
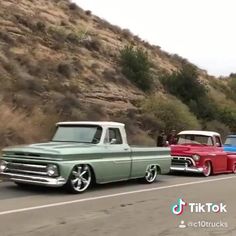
[0,0,235,146]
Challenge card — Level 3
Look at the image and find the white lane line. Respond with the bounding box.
[0,175,235,216]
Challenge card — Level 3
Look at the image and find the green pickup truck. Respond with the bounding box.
[0,122,171,193]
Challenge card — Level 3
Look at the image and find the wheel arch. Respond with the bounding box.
[86,163,97,184]
[155,164,161,174]
[62,162,97,184]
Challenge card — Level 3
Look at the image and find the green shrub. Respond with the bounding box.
[217,107,236,132]
[119,45,153,91]
[161,64,206,104]
[188,96,218,121]
[228,77,236,100]
[205,120,230,141]
[160,64,219,121]
[141,95,201,132]
[229,73,236,78]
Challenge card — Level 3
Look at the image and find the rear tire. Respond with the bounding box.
[65,164,92,193]
[203,161,212,177]
[143,165,158,184]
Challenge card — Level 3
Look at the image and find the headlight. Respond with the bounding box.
[192,154,200,161]
[0,160,7,173]
[46,164,59,177]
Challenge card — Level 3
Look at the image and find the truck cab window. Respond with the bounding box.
[215,136,222,147]
[105,128,123,144]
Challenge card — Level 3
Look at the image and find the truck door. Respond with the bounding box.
[213,136,227,172]
[101,127,132,182]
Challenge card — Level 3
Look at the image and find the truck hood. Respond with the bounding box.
[2,142,100,160]
[170,144,216,156]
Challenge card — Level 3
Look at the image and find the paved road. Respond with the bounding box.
[0,174,235,236]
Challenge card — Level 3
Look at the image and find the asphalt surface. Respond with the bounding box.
[0,173,235,236]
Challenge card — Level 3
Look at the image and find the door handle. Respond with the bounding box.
[124,148,129,151]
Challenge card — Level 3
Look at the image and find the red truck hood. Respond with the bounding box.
[170,144,217,156]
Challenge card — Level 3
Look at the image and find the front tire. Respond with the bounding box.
[203,161,212,177]
[66,164,92,193]
[143,165,158,184]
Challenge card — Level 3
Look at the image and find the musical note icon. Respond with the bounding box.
[171,198,187,215]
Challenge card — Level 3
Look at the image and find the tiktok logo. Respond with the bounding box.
[171,198,187,215]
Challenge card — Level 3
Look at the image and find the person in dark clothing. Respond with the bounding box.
[167,129,177,145]
[157,130,166,147]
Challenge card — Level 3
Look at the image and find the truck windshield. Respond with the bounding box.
[52,125,102,144]
[225,137,236,146]
[177,135,213,146]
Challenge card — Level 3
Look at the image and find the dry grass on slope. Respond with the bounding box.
[0,104,59,147]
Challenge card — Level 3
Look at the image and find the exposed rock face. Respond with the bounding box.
[0,0,180,113]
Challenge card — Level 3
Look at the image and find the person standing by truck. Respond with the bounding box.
[157,130,167,147]
[167,129,177,145]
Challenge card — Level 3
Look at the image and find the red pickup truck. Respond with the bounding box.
[170,130,236,176]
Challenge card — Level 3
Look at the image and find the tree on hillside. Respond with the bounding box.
[119,45,153,91]
[160,64,218,120]
[229,73,236,78]
[161,64,206,103]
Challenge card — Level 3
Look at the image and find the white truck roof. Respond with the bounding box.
[56,121,127,145]
[56,121,125,127]
[178,130,220,137]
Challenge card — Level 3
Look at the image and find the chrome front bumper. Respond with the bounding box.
[0,173,66,187]
[170,165,204,173]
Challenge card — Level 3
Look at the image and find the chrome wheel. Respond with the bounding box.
[203,161,211,177]
[144,165,158,183]
[67,164,92,193]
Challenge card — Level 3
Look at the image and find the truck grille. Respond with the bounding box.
[5,162,48,176]
[171,156,194,167]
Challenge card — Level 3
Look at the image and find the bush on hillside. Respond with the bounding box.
[161,64,206,104]
[68,3,78,10]
[217,107,236,132]
[228,77,236,100]
[229,73,236,78]
[141,95,201,132]
[205,120,230,141]
[188,96,218,121]
[57,63,72,77]
[119,45,153,91]
[160,64,219,121]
